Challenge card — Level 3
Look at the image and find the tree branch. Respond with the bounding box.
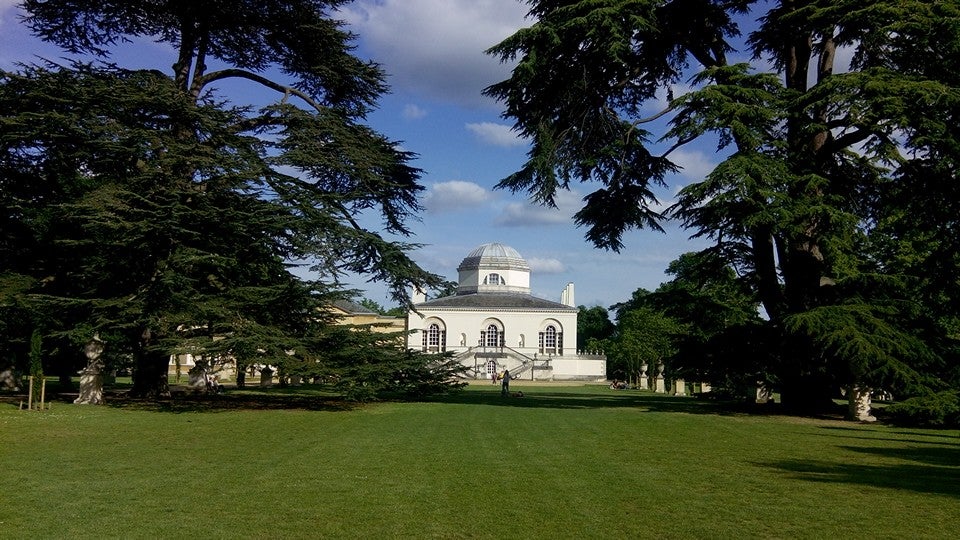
[189,20,210,102]
[828,128,873,153]
[173,22,196,94]
[659,135,698,160]
[631,103,676,126]
[196,69,325,112]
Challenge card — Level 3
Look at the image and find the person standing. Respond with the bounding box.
[501,369,512,397]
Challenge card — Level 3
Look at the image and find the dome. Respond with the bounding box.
[458,243,529,272]
[465,242,524,260]
[457,243,530,295]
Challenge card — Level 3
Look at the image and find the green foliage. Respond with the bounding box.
[784,303,935,392]
[358,298,386,315]
[3,1,447,399]
[487,1,960,410]
[383,305,408,318]
[287,324,466,401]
[576,305,615,350]
[607,306,684,383]
[610,252,765,392]
[882,391,960,428]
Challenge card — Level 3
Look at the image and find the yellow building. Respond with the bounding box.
[327,299,406,334]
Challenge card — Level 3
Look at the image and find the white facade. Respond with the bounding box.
[407,243,606,381]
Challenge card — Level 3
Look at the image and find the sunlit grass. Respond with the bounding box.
[2,384,958,538]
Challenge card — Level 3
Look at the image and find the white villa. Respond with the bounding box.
[406,243,606,381]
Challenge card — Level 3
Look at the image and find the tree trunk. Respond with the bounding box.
[130,350,171,398]
[236,361,246,389]
[778,334,835,414]
[130,327,170,398]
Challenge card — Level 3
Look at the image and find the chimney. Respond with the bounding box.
[561,282,575,307]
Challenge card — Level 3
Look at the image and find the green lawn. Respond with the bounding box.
[2,384,958,539]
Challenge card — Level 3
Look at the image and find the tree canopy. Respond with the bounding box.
[1,1,449,399]
[487,0,960,411]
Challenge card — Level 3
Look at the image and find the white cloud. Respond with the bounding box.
[424,180,493,212]
[642,82,697,115]
[339,0,529,108]
[496,202,568,226]
[668,148,718,182]
[527,257,566,274]
[402,103,427,120]
[494,190,582,227]
[465,121,526,147]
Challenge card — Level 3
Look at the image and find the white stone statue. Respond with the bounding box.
[848,384,876,422]
[74,335,105,405]
[0,367,19,391]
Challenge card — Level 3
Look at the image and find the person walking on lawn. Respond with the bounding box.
[501,369,513,397]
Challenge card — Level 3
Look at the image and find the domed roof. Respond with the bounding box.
[465,242,524,260]
[458,242,529,271]
[456,242,532,295]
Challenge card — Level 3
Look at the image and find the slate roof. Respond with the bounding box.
[416,292,576,311]
[331,299,377,315]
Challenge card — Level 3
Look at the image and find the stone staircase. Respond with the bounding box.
[455,346,554,380]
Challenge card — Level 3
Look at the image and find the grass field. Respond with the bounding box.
[2,383,958,539]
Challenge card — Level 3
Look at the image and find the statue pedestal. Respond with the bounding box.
[754,384,772,404]
[673,379,686,396]
[654,375,666,394]
[74,367,104,405]
[848,385,876,422]
[260,368,274,387]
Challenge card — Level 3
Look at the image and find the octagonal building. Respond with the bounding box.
[406,242,606,381]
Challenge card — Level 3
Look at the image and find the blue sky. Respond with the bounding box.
[0,0,719,309]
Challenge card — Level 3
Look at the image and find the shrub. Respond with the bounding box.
[882,391,960,428]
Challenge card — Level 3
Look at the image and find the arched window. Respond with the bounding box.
[485,324,500,347]
[422,323,445,352]
[539,324,563,355]
[480,320,505,349]
[484,273,503,285]
[544,326,557,349]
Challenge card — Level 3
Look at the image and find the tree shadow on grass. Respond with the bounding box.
[840,445,960,468]
[815,425,960,447]
[4,386,765,416]
[887,429,960,440]
[425,388,751,415]
[761,457,960,499]
[101,389,358,413]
